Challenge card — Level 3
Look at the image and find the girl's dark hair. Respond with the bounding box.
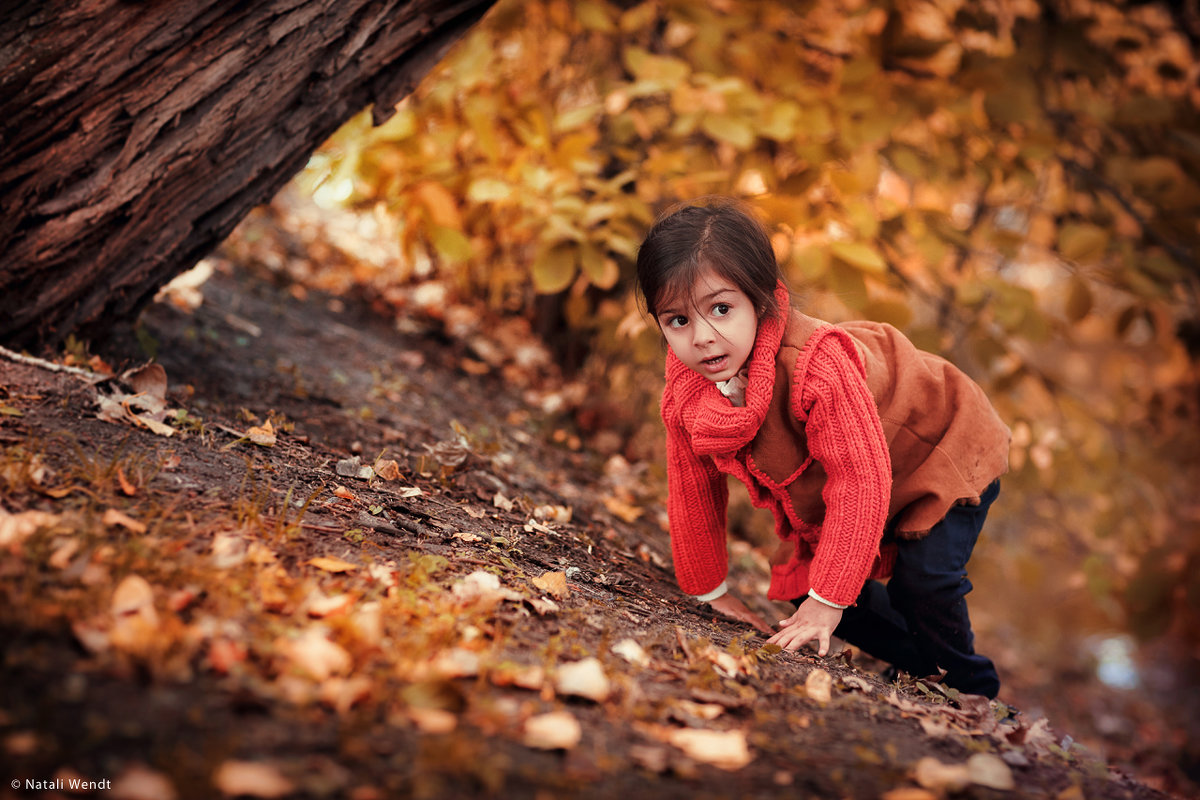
[635,198,788,322]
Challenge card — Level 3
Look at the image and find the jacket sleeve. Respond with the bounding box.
[661,389,730,597]
[793,331,891,606]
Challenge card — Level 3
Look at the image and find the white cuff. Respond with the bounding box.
[807,588,849,609]
[692,580,729,603]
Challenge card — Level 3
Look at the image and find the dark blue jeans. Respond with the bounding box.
[795,480,1001,698]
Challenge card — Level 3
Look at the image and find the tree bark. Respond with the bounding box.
[0,0,495,350]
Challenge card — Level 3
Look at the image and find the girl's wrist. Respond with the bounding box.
[807,588,848,609]
[693,580,729,603]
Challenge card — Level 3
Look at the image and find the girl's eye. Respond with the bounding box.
[712,303,731,317]
[667,315,688,329]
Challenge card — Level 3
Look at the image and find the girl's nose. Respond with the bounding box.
[692,321,717,347]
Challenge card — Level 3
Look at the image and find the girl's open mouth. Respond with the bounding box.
[701,355,728,373]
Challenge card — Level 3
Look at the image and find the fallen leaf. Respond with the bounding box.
[452,530,484,543]
[110,574,159,655]
[612,638,650,668]
[396,486,423,497]
[333,485,356,500]
[881,789,939,800]
[48,538,80,569]
[408,707,457,734]
[112,763,178,800]
[451,570,522,607]
[211,534,247,569]
[492,492,515,512]
[306,591,355,618]
[527,597,560,615]
[279,627,352,681]
[308,556,358,573]
[117,466,137,496]
[523,710,582,750]
[629,745,670,773]
[805,668,834,703]
[532,504,572,524]
[913,757,971,793]
[213,761,294,798]
[0,509,59,547]
[207,639,248,674]
[554,657,611,702]
[532,570,569,599]
[125,363,168,405]
[603,495,643,522]
[967,753,1015,790]
[490,663,545,691]
[674,700,725,721]
[319,675,372,715]
[841,674,875,693]
[428,648,481,679]
[667,728,752,770]
[351,602,383,647]
[103,508,147,534]
[247,420,276,446]
[112,574,156,617]
[374,458,402,481]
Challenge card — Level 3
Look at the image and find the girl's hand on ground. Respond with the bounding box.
[707,593,773,635]
[767,601,844,656]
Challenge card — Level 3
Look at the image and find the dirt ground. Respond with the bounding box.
[0,263,1178,800]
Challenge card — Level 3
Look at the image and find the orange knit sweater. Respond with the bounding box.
[661,284,1009,606]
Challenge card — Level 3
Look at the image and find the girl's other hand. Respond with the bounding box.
[768,601,844,656]
[707,593,773,635]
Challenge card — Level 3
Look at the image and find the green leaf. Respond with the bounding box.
[429,225,472,263]
[579,242,618,289]
[1065,277,1093,322]
[790,245,829,281]
[1058,223,1109,263]
[466,177,512,204]
[575,0,616,33]
[830,241,887,274]
[622,46,690,88]
[700,114,756,150]
[532,243,577,294]
[863,300,913,329]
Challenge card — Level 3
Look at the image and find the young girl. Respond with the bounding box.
[636,199,1010,699]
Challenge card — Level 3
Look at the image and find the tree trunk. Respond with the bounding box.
[0,0,495,350]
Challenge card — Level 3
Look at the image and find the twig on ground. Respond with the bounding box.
[0,344,104,381]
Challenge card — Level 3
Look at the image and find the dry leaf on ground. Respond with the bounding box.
[279,627,352,681]
[554,657,611,702]
[247,420,276,446]
[213,760,294,798]
[611,638,650,668]
[103,508,147,534]
[666,728,753,770]
[523,711,582,750]
[913,757,971,793]
[308,556,358,573]
[531,570,568,599]
[0,509,59,547]
[111,763,178,800]
[451,570,523,608]
[805,668,833,703]
[374,458,402,480]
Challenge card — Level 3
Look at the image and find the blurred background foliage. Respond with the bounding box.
[228,0,1199,789]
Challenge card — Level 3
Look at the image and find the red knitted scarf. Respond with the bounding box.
[665,282,790,457]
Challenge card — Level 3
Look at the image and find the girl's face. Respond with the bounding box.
[655,267,758,383]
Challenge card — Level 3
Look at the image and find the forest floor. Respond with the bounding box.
[0,261,1182,800]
